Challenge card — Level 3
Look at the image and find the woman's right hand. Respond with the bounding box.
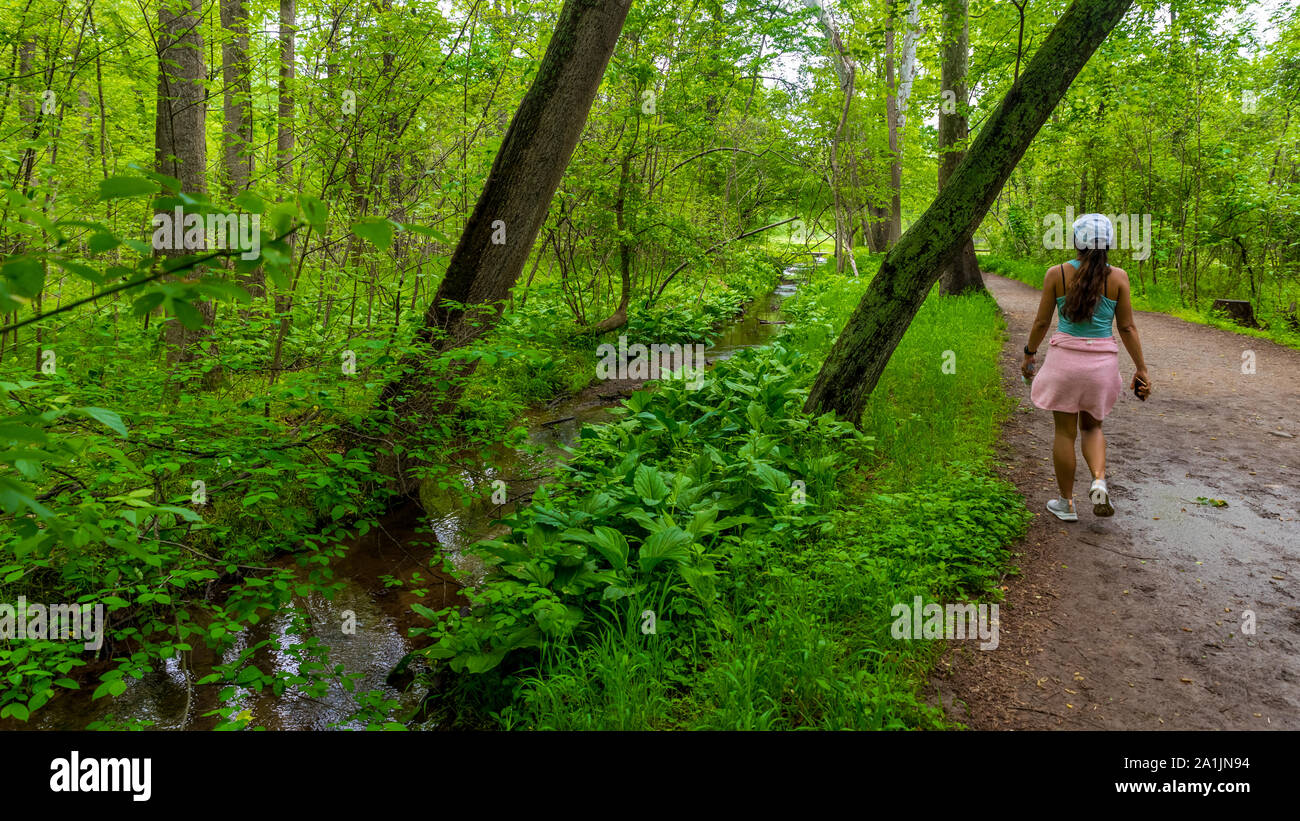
[1021,354,1037,382]
[1131,368,1151,400]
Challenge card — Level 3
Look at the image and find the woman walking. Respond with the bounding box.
[1021,213,1151,521]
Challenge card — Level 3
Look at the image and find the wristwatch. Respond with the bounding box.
[1024,344,1036,356]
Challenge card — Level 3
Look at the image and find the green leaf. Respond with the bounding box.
[169,297,204,330]
[132,291,165,316]
[98,176,159,200]
[81,407,127,438]
[352,217,393,251]
[751,461,791,494]
[234,190,266,214]
[87,232,121,253]
[638,526,692,573]
[567,526,629,571]
[633,464,669,505]
[2,256,45,298]
[404,224,450,243]
[2,703,29,721]
[51,258,103,284]
[236,666,263,685]
[300,195,327,228]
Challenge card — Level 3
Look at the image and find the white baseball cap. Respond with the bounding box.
[1072,213,1114,250]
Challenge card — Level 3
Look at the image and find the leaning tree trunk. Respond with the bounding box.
[805,0,1134,423]
[937,0,984,295]
[375,0,633,493]
[156,0,219,388]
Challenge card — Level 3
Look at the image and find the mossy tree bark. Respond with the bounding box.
[937,0,984,296]
[805,0,1134,423]
[375,0,632,492]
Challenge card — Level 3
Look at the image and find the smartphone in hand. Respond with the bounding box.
[1133,375,1149,401]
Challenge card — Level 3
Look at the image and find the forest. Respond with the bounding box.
[0,0,1296,731]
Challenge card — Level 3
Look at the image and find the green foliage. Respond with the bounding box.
[415,271,1029,730]
[414,340,871,675]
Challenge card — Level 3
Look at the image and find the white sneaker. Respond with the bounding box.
[1047,497,1078,522]
[1090,478,1114,517]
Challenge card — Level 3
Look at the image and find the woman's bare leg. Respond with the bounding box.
[1052,411,1079,499]
[1079,410,1106,480]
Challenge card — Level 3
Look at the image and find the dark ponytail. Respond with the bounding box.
[1064,246,1109,321]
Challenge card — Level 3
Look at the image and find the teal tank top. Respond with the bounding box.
[1056,259,1116,338]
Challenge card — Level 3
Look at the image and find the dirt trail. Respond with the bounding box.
[933,273,1300,729]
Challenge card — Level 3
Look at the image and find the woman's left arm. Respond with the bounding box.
[1022,269,1058,379]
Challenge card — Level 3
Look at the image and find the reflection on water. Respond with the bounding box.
[26,262,811,731]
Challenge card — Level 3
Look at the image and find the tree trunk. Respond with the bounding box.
[592,150,634,332]
[375,0,633,493]
[275,0,295,192]
[829,64,859,276]
[895,0,921,134]
[220,0,259,301]
[219,0,253,196]
[156,0,218,387]
[805,0,860,266]
[883,10,901,246]
[805,0,1134,423]
[937,0,984,295]
[268,0,296,385]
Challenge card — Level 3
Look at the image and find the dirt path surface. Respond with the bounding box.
[932,273,1300,729]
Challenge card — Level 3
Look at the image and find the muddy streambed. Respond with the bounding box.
[20,260,816,730]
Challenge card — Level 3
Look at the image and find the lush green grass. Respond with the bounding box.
[421,264,1030,730]
[981,254,1300,351]
[861,292,1012,489]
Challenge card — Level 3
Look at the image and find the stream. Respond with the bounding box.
[23,258,817,730]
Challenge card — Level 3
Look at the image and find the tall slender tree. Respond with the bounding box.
[937,0,984,295]
[156,0,218,385]
[220,0,258,301]
[268,0,296,384]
